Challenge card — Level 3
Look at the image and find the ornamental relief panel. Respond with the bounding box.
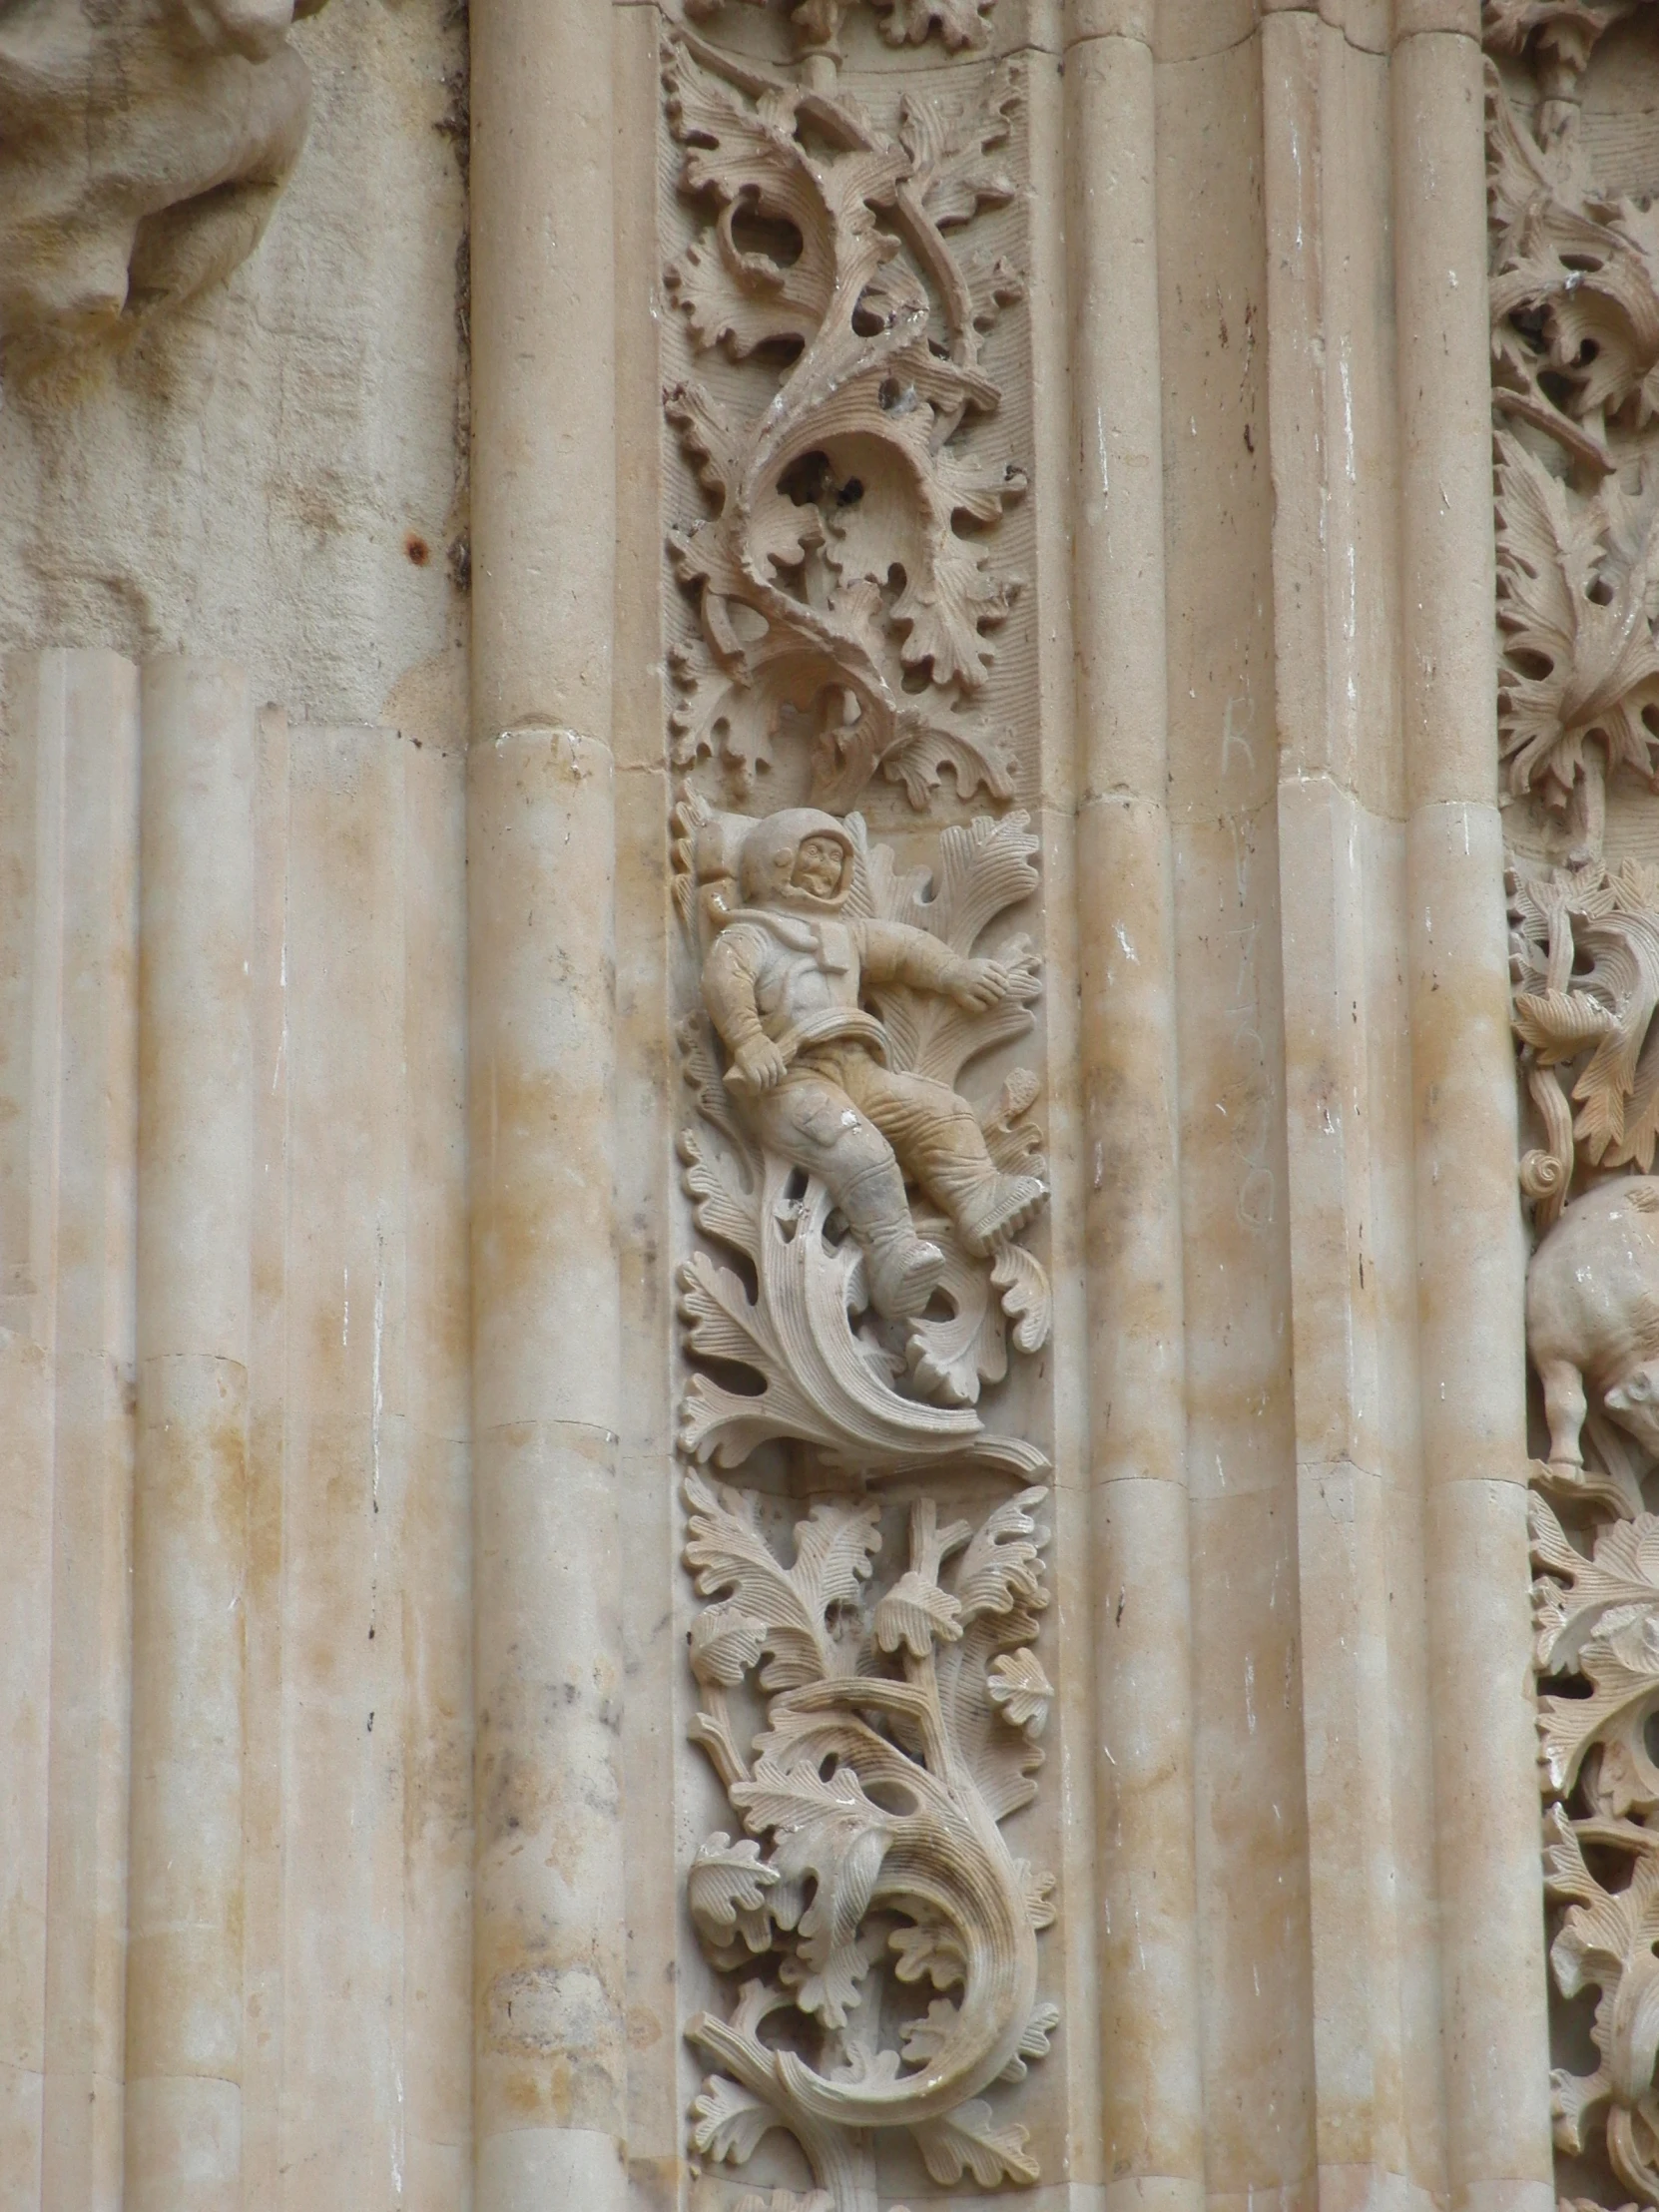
[659,0,1060,2204]
[1489,10,1659,2201]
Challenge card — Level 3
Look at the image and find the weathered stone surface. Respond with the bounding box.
[0,1,327,365]
[6,2,1659,2210]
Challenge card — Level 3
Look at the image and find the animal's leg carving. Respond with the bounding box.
[1539,1356,1588,1473]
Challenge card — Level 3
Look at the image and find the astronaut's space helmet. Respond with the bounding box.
[737,810,856,912]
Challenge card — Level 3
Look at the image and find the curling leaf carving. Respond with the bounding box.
[1531,1496,1659,2195]
[1488,65,1659,472]
[684,1476,1059,2211]
[1508,858,1659,1220]
[1496,432,1659,820]
[664,33,1025,812]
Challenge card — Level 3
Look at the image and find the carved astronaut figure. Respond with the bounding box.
[703,809,1046,1322]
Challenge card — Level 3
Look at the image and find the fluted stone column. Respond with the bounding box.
[125,658,256,2212]
[1064,15,1205,2212]
[0,651,142,2212]
[1392,20,1554,2211]
[468,0,627,2205]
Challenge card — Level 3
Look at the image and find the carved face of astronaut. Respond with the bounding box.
[792,834,846,901]
[737,810,855,912]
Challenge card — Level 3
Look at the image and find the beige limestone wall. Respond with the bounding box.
[0,5,470,746]
[3,0,1641,2205]
[244,712,471,2211]
[0,656,470,2212]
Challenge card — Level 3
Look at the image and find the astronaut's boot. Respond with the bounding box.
[954,1171,1048,1257]
[838,1159,945,1322]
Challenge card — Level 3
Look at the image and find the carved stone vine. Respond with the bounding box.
[1489,10,1659,2199]
[665,0,1054,2202]
[663,21,1025,813]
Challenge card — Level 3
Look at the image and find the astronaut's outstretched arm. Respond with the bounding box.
[856,919,969,993]
[857,920,1019,1011]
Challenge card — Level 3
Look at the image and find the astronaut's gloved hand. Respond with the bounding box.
[947,956,1020,1012]
[729,1036,791,1093]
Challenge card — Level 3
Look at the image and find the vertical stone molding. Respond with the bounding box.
[1063,12,1205,2211]
[468,0,627,2205]
[1263,14,1417,2207]
[126,658,257,2212]
[0,651,141,2212]
[0,653,474,2212]
[242,716,473,2212]
[1397,21,1556,2212]
[466,731,627,2212]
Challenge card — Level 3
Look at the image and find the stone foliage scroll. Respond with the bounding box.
[662,0,1057,2202]
[1489,10,1659,2201]
[662,16,1025,813]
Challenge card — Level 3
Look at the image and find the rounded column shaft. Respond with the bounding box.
[1391,27,1554,2212]
[125,657,256,2212]
[468,0,625,2205]
[1065,23,1205,2212]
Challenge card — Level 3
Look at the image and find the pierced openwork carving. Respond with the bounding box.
[1508,860,1659,1232]
[663,28,1026,813]
[1531,1492,1659,2197]
[1489,14,1659,2199]
[684,1473,1058,2212]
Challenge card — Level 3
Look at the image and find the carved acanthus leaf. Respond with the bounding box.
[1532,1494,1659,1812]
[1508,861,1659,1193]
[1496,432,1659,812]
[1544,1807,1659,2199]
[685,1472,879,1693]
[686,0,994,55]
[1488,71,1659,464]
[910,2100,1041,2187]
[1483,0,1638,76]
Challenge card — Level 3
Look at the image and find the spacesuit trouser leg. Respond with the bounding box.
[835,1057,999,1217]
[745,1068,944,1320]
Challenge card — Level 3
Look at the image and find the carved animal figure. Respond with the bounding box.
[1527,1174,1659,1475]
[0,0,326,366]
[701,809,1045,1323]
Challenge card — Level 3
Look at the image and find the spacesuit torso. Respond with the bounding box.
[716,911,887,1059]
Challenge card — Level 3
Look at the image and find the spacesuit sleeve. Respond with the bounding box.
[702,928,770,1056]
[855,918,964,994]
